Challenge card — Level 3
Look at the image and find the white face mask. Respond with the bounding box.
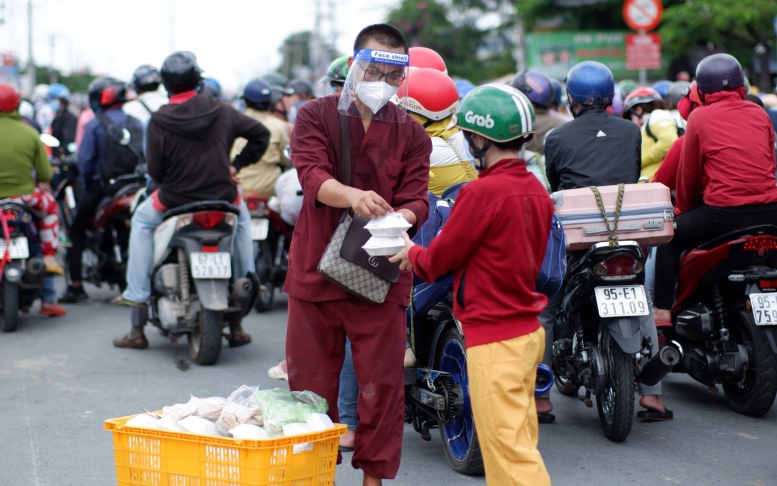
[355,81,398,114]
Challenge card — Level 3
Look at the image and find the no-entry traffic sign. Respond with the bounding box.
[623,0,663,32]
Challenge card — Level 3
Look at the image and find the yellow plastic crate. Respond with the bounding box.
[104,413,347,486]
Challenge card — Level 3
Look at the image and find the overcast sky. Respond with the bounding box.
[0,0,399,92]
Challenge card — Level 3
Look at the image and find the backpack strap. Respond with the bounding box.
[138,99,153,115]
[644,117,658,143]
[95,113,145,165]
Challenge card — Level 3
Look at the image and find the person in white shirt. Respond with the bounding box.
[123,65,168,126]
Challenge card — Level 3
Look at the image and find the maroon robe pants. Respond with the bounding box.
[286,296,406,479]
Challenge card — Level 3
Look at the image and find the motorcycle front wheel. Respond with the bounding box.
[723,310,777,417]
[596,323,635,442]
[436,327,484,476]
[253,241,275,313]
[189,309,223,366]
[1,280,19,332]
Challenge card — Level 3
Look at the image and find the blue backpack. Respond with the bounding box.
[536,214,566,297]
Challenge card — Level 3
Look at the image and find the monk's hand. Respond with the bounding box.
[349,189,392,218]
[388,232,415,271]
[229,165,239,185]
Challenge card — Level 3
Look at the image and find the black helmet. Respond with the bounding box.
[161,51,203,95]
[262,72,288,88]
[242,79,272,107]
[88,77,131,113]
[695,53,745,94]
[665,81,690,106]
[132,65,161,93]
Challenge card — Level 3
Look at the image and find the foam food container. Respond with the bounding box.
[178,416,221,437]
[282,423,314,453]
[230,424,272,440]
[362,236,405,256]
[364,213,411,237]
[306,413,335,431]
[158,415,187,432]
[126,414,161,430]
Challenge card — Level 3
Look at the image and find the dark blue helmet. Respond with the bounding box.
[565,61,614,106]
[201,78,221,98]
[651,80,672,98]
[132,65,161,93]
[510,71,554,107]
[242,79,272,105]
[695,53,745,94]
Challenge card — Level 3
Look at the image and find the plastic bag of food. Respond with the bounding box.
[275,169,303,226]
[254,388,328,435]
[126,413,161,430]
[216,385,264,436]
[188,396,226,421]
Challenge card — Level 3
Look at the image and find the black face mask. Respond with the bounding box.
[463,131,493,172]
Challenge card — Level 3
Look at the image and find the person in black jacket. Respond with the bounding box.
[539,61,671,422]
[113,51,270,349]
[47,84,77,159]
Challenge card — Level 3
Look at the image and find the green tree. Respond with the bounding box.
[660,0,777,91]
[34,66,96,93]
[278,31,313,79]
[386,0,515,84]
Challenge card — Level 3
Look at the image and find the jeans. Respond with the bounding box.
[41,276,56,304]
[338,337,359,431]
[122,196,255,304]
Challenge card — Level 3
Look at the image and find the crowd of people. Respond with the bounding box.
[1,20,777,485]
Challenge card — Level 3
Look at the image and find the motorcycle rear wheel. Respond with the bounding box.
[254,241,275,313]
[188,310,223,366]
[723,310,777,417]
[1,280,19,332]
[596,324,634,442]
[436,328,484,476]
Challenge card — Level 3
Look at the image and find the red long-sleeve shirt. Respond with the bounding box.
[409,159,553,348]
[675,89,777,215]
[285,95,431,306]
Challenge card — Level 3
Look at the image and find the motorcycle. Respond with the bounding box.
[244,196,293,312]
[551,240,681,441]
[0,200,46,332]
[146,200,260,365]
[402,183,554,475]
[659,224,777,416]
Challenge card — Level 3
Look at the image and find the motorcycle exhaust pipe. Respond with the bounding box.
[230,277,255,311]
[22,257,44,284]
[639,340,683,387]
[535,364,554,396]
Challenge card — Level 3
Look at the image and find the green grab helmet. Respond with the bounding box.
[454,84,536,143]
[320,56,349,85]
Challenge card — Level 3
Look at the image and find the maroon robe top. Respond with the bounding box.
[284,95,431,306]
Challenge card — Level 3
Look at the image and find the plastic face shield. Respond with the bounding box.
[337,48,409,123]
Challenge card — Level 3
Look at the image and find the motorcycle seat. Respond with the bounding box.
[162,200,240,220]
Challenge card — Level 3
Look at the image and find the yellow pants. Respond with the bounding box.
[467,327,551,486]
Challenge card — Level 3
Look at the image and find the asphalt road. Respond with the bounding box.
[1,283,776,486]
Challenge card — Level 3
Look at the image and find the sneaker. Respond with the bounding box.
[58,234,72,247]
[58,286,88,304]
[267,363,288,380]
[43,255,65,276]
[40,302,67,317]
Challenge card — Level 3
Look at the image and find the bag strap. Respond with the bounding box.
[138,99,153,115]
[644,118,658,143]
[589,183,625,247]
[338,113,352,187]
[442,137,476,182]
[96,113,145,165]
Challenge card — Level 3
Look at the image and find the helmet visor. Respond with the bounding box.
[337,48,409,123]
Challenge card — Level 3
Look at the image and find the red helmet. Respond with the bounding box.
[399,68,459,121]
[623,87,662,115]
[0,83,21,113]
[409,47,447,73]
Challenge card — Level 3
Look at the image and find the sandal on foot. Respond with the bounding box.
[637,408,673,421]
[225,331,252,347]
[267,364,288,380]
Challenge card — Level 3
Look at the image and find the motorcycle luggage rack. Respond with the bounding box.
[163,201,240,219]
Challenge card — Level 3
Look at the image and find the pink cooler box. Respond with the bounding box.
[551,183,674,251]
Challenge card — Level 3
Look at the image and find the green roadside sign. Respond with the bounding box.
[526,30,666,80]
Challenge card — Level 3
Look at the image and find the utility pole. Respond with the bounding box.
[27,0,35,88]
[168,0,175,53]
[49,33,57,84]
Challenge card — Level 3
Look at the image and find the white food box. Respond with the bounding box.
[157,415,187,432]
[282,422,313,453]
[230,424,272,440]
[364,213,411,237]
[178,415,221,436]
[362,236,405,256]
[306,413,335,431]
[126,414,161,430]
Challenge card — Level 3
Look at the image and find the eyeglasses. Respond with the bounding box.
[362,68,405,87]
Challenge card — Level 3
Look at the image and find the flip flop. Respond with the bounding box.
[538,412,556,424]
[338,445,355,452]
[637,408,673,421]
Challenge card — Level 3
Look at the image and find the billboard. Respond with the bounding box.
[526,31,665,80]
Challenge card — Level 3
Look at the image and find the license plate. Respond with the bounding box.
[251,218,269,241]
[594,285,649,317]
[749,293,777,326]
[0,237,30,259]
[190,252,232,279]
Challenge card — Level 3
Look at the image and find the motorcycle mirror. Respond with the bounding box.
[67,142,77,153]
[108,125,132,146]
[40,133,60,148]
